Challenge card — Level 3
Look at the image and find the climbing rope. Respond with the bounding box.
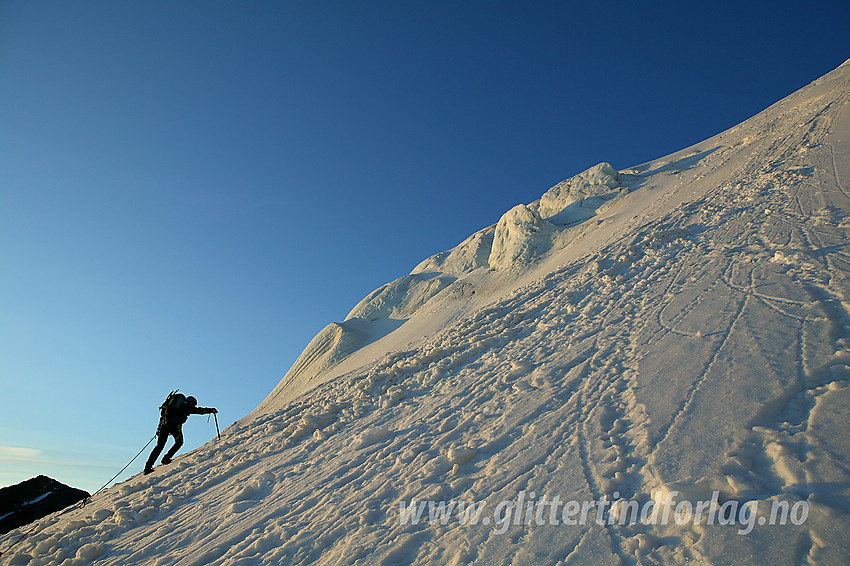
[84,434,157,504]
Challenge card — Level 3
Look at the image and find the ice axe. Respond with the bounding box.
[214,412,221,441]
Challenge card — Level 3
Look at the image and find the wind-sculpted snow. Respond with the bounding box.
[412,227,495,275]
[534,161,622,224]
[4,60,850,565]
[487,204,556,271]
[346,274,457,322]
[272,321,364,396]
[266,159,635,406]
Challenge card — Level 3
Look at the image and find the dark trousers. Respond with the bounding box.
[145,421,184,469]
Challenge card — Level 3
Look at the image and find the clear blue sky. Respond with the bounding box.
[1,0,848,493]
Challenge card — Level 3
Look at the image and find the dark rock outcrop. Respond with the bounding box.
[0,475,89,534]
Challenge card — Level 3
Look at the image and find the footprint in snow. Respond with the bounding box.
[229,471,276,512]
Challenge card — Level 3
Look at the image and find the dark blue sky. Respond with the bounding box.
[1,0,848,490]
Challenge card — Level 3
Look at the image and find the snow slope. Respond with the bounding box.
[3,59,850,565]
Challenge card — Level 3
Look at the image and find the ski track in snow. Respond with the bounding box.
[4,63,850,566]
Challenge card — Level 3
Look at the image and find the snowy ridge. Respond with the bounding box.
[258,159,635,411]
[3,61,850,565]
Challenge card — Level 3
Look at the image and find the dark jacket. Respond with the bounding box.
[164,403,216,425]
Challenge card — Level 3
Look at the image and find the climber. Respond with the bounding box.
[144,392,217,474]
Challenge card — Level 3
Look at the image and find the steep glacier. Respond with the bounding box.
[3,60,850,566]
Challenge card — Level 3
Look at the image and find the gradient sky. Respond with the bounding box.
[1,1,848,493]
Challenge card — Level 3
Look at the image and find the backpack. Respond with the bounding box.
[160,390,186,418]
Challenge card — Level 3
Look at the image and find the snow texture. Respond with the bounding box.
[3,59,850,566]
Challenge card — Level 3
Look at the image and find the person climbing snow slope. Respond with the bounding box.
[144,392,217,474]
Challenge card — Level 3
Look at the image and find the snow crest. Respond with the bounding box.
[536,161,621,223]
[487,203,555,270]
